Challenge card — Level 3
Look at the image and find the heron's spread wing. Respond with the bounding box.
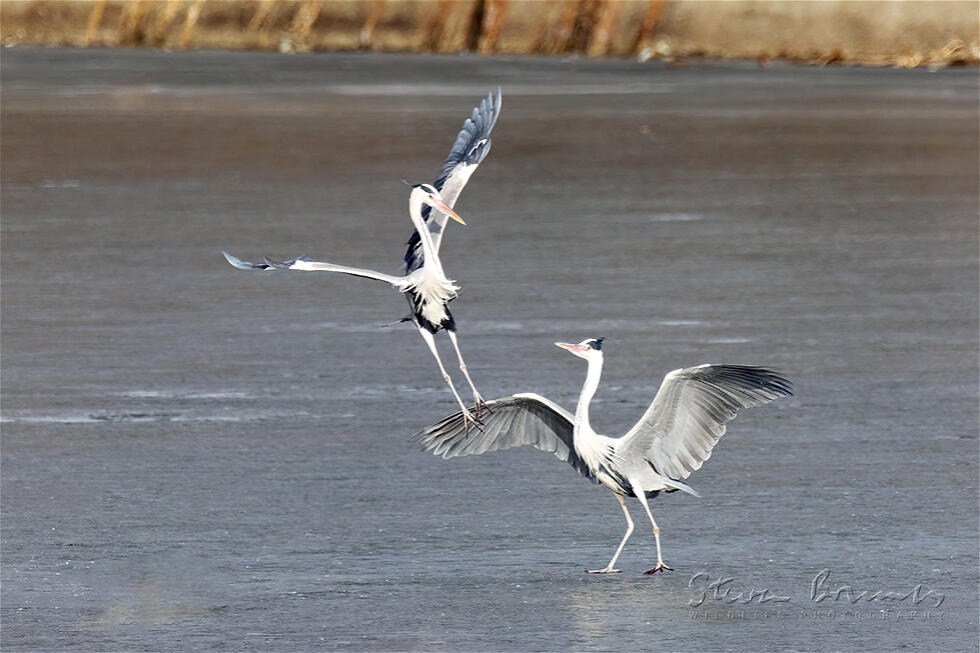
[414,392,597,482]
[403,88,502,273]
[617,366,793,481]
[264,256,408,286]
[224,251,406,286]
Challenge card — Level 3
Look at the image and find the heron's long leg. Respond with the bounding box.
[446,330,485,410]
[634,491,672,574]
[417,327,479,427]
[588,494,633,574]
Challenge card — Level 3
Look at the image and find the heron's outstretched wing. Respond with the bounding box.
[616,366,793,481]
[403,88,502,273]
[223,251,406,286]
[414,392,597,481]
[263,255,408,286]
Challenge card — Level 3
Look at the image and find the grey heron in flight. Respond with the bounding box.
[223,89,502,427]
[416,337,793,574]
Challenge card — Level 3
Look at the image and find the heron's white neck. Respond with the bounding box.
[571,353,615,475]
[574,354,603,432]
[409,193,443,274]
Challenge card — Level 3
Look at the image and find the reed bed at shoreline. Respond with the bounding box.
[3,0,977,67]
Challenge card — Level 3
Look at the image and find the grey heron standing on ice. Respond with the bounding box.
[415,337,793,574]
[223,89,502,427]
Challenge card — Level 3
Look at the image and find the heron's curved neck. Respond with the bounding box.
[574,354,603,431]
[409,194,441,272]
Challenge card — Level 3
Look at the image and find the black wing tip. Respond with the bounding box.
[223,250,270,270]
[412,406,476,444]
[412,396,513,449]
[435,86,503,180]
[484,86,502,120]
[689,364,793,398]
[713,365,794,397]
[482,86,502,131]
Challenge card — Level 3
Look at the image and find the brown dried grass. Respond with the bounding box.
[1,0,976,67]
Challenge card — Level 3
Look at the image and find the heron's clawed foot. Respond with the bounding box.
[472,395,491,419]
[643,562,673,575]
[587,568,621,574]
[461,408,484,434]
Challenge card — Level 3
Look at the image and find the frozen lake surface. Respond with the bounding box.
[2,47,977,651]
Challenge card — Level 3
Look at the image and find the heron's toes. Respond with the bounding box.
[587,568,621,574]
[643,562,673,575]
[472,396,491,418]
[461,409,485,434]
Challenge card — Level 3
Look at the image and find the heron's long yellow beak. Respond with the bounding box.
[429,196,466,225]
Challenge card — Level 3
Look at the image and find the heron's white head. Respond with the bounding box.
[555,337,606,360]
[409,183,466,225]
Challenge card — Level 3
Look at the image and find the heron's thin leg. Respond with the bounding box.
[588,494,633,574]
[634,491,672,574]
[446,330,486,411]
[417,327,479,428]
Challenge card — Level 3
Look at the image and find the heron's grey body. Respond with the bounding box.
[416,338,793,573]
[222,90,502,424]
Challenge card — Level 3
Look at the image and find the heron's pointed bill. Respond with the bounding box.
[427,195,466,225]
[555,342,587,354]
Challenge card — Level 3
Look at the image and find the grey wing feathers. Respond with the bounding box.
[619,365,793,481]
[433,87,502,195]
[403,88,502,273]
[414,393,597,482]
